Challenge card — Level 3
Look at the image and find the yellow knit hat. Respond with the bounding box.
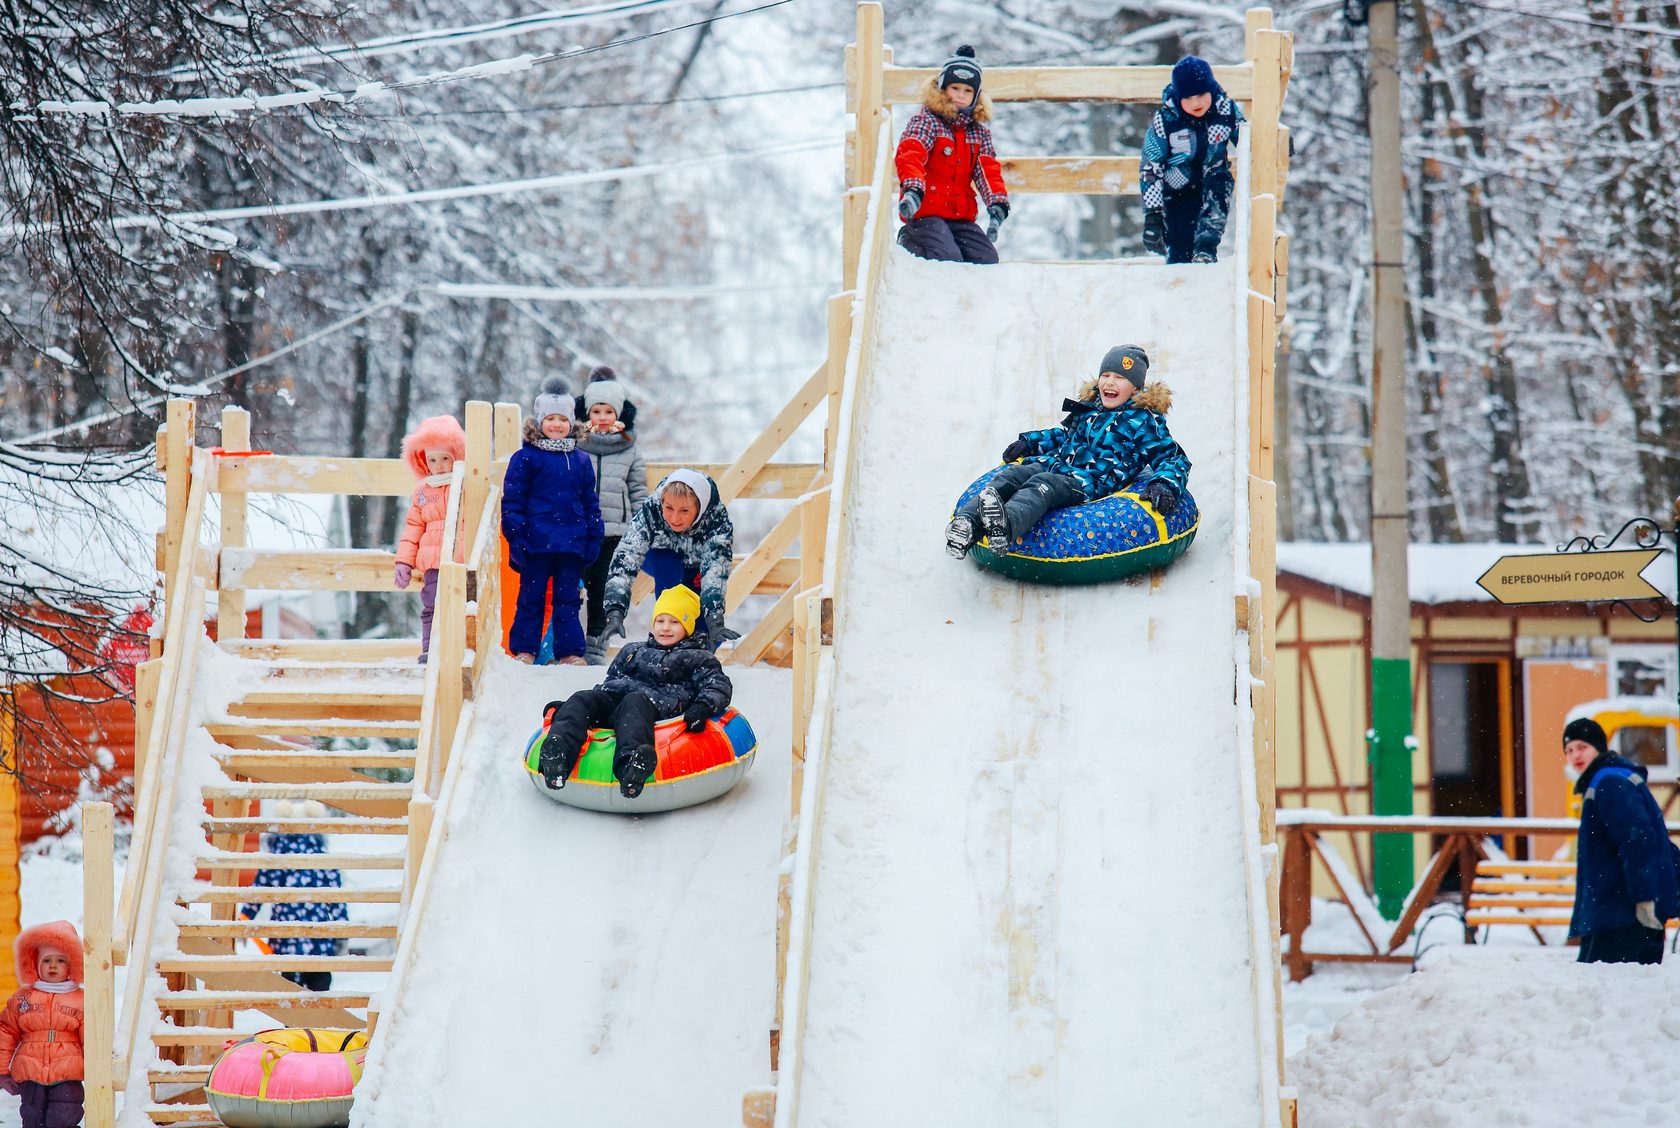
[651,584,702,637]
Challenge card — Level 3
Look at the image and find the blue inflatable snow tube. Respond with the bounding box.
[954,464,1199,584]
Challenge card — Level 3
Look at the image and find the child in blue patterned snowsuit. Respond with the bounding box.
[1140,56,1243,264]
[503,379,606,664]
[240,801,348,992]
[946,345,1191,557]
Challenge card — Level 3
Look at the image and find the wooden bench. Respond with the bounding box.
[1464,859,1576,940]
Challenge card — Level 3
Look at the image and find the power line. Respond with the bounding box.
[1439,0,1680,41]
[365,79,843,119]
[24,0,800,120]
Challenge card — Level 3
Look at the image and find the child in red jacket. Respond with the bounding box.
[894,45,1010,264]
[0,921,85,1128]
[393,415,467,663]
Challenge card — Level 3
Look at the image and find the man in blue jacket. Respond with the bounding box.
[1567,717,1680,964]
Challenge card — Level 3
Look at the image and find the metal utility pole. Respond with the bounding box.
[1365,0,1416,919]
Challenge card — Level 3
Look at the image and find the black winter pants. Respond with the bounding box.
[959,463,1085,541]
[283,971,334,991]
[898,217,998,264]
[1577,922,1665,965]
[1164,193,1202,264]
[583,535,621,638]
[19,1080,82,1128]
[543,688,659,782]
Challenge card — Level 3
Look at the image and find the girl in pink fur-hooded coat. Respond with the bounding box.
[0,920,85,1128]
[395,415,467,662]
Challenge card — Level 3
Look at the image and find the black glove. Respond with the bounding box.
[1142,210,1167,256]
[1138,480,1178,515]
[1001,438,1032,463]
[985,201,1010,242]
[706,622,742,653]
[594,609,625,647]
[897,187,923,222]
[683,704,711,733]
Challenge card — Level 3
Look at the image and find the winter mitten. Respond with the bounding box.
[945,514,978,559]
[897,187,924,222]
[585,635,608,665]
[1191,250,1216,264]
[1637,900,1662,930]
[595,609,626,647]
[706,621,742,653]
[985,201,1010,242]
[1001,438,1032,463]
[1142,210,1167,256]
[683,704,711,733]
[393,562,413,589]
[1138,480,1178,515]
[0,1075,17,1097]
[976,485,1011,545]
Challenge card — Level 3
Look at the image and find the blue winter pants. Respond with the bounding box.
[20,1080,82,1128]
[1164,193,1202,264]
[642,548,709,635]
[1577,922,1665,965]
[510,552,587,661]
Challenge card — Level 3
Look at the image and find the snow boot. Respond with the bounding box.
[945,514,979,559]
[618,745,658,799]
[976,486,1011,546]
[538,727,579,790]
[584,636,608,665]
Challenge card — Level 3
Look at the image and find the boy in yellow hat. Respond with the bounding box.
[537,585,733,797]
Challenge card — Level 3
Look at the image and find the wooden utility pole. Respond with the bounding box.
[1365,0,1415,919]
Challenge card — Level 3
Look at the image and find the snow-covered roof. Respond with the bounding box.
[1277,542,1679,605]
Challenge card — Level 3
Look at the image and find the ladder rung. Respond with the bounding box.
[206,719,421,740]
[156,990,372,1010]
[141,1106,218,1125]
[1466,912,1573,926]
[1467,896,1573,910]
[233,689,424,709]
[146,1066,210,1084]
[1474,880,1575,894]
[152,1028,260,1047]
[195,852,405,871]
[174,921,398,940]
[181,887,400,905]
[201,783,413,802]
[1475,860,1576,875]
[202,816,409,835]
[214,750,417,770]
[157,955,394,975]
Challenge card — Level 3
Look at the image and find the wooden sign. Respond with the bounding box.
[1476,549,1664,606]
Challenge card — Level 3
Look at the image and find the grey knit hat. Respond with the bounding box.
[532,376,572,421]
[582,367,627,415]
[939,45,982,92]
[1099,345,1149,387]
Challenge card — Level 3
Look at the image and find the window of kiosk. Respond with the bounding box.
[1609,646,1678,779]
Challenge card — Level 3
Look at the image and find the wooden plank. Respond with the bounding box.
[1473,880,1575,895]
[1466,896,1573,910]
[854,4,885,186]
[201,783,413,802]
[404,795,435,912]
[646,462,822,500]
[201,816,407,835]
[231,637,426,662]
[205,719,419,740]
[462,401,492,563]
[238,455,412,496]
[192,853,405,871]
[184,888,401,905]
[162,400,195,592]
[213,752,416,773]
[727,587,796,667]
[713,367,829,505]
[729,507,803,612]
[1466,913,1572,927]
[175,922,398,940]
[216,407,250,644]
[1476,860,1576,876]
[157,956,394,975]
[83,803,115,1128]
[155,991,373,1010]
[1001,155,1140,195]
[139,1106,219,1125]
[882,64,1254,105]
[220,548,401,593]
[1249,193,1276,301]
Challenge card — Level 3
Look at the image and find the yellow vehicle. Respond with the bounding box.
[1564,697,1680,824]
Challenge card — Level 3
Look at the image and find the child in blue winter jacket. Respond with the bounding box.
[240,800,348,992]
[1141,56,1244,264]
[503,379,606,664]
[946,345,1191,557]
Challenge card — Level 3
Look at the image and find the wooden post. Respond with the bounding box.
[403,796,435,918]
[853,4,885,187]
[826,297,852,474]
[82,801,115,1128]
[435,562,468,783]
[799,490,831,596]
[161,399,195,605]
[493,402,522,462]
[216,407,251,643]
[842,188,868,290]
[461,401,493,562]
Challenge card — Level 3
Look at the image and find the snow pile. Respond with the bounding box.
[1292,948,1680,1127]
[351,653,788,1127]
[792,247,1271,1123]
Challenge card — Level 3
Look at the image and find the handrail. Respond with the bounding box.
[440,463,466,566]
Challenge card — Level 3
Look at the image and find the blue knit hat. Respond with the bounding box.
[1171,55,1217,100]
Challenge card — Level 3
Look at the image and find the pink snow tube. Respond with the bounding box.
[205,1028,367,1128]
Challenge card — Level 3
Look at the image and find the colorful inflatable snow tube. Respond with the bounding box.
[205,1028,367,1128]
[955,464,1199,585]
[522,707,758,814]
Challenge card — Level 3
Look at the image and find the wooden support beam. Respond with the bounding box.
[462,401,493,562]
[727,587,796,667]
[216,407,250,643]
[853,4,885,187]
[219,548,402,592]
[162,400,195,599]
[1001,155,1142,195]
[728,507,803,612]
[82,803,115,1128]
[236,455,412,496]
[712,367,829,506]
[882,64,1255,106]
[645,462,821,501]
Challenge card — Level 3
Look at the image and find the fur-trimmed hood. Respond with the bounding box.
[1070,380,1173,415]
[16,920,82,986]
[921,77,993,124]
[401,415,467,480]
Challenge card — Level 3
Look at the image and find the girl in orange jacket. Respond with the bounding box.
[0,920,85,1128]
[394,415,467,662]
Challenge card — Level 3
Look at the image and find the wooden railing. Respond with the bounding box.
[1276,810,1680,980]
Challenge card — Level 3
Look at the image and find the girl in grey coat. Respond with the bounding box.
[576,372,648,661]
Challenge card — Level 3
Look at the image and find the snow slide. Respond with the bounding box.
[351,659,789,1126]
[779,249,1280,1125]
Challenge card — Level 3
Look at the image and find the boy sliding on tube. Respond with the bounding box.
[538,585,733,799]
[946,345,1190,558]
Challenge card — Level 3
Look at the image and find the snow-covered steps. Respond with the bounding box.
[157,955,395,976]
[211,749,417,771]
[200,815,409,835]
[200,782,413,802]
[184,886,401,905]
[229,690,425,720]
[205,719,421,741]
[174,919,399,942]
[140,1104,220,1125]
[156,990,374,1012]
[192,851,404,871]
